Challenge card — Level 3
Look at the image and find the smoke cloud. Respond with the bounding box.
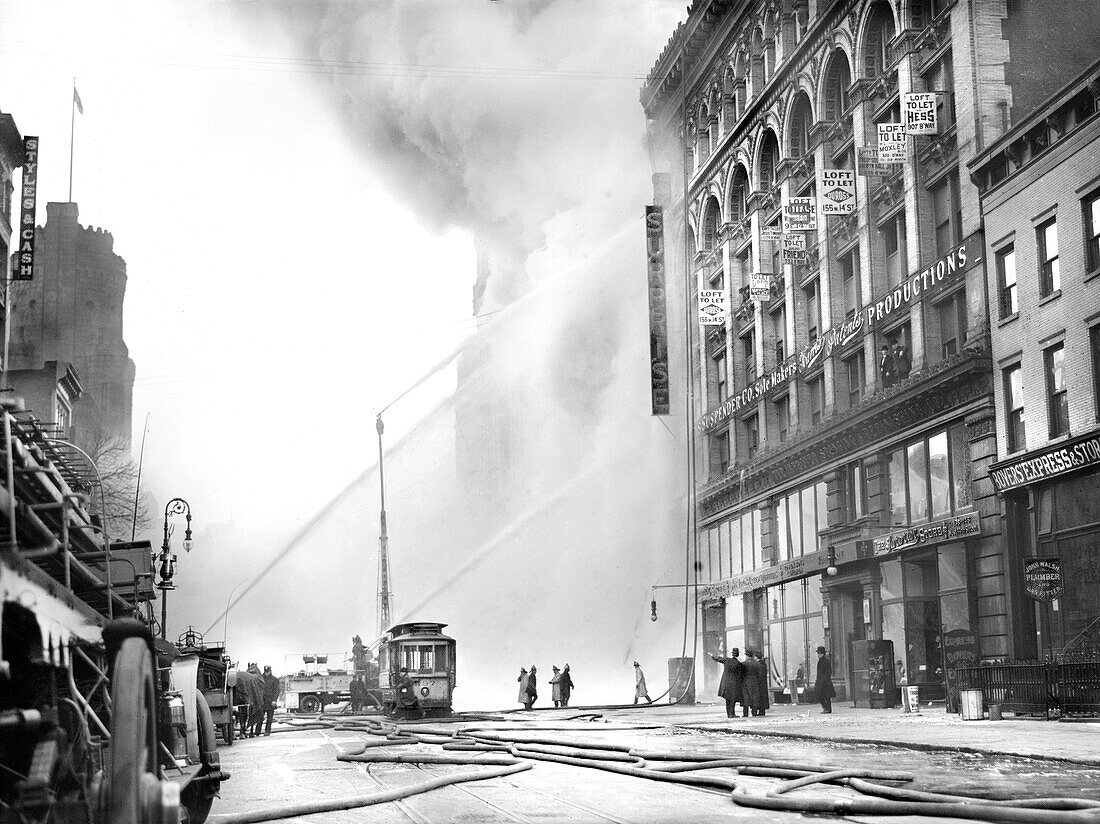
[221,0,692,707]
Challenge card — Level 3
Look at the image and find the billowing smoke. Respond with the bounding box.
[226,0,692,707]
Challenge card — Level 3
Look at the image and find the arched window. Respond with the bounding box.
[702,196,722,251]
[758,130,780,192]
[730,166,750,221]
[822,51,852,122]
[723,68,738,128]
[750,30,764,97]
[696,106,711,164]
[762,16,777,82]
[788,92,814,159]
[862,2,896,79]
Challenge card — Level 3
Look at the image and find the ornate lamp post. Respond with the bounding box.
[157,497,193,639]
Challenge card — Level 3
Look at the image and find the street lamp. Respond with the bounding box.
[158,497,193,639]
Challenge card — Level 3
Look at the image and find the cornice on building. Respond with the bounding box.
[968,59,1100,194]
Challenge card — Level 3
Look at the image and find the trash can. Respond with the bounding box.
[959,688,983,720]
[902,685,921,713]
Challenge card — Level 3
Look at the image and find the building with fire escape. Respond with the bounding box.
[641,0,1100,707]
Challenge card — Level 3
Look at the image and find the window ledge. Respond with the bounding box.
[1038,289,1062,306]
[1085,267,1100,284]
[997,311,1019,328]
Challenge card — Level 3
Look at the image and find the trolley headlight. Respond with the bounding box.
[420,686,430,697]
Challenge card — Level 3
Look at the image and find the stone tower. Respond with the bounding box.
[8,202,135,451]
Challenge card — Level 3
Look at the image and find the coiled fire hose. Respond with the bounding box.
[209,715,1100,824]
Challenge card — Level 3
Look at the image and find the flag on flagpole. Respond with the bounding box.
[73,85,83,115]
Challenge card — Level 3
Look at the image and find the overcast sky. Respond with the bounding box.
[0,0,692,707]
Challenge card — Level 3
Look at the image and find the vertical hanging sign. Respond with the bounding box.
[877,123,906,162]
[903,93,938,135]
[15,136,39,281]
[645,206,670,415]
[817,168,856,215]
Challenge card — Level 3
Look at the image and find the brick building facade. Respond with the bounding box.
[641,0,1100,706]
[971,60,1100,662]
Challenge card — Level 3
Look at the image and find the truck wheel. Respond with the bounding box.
[181,692,218,824]
[300,694,321,714]
[107,638,164,824]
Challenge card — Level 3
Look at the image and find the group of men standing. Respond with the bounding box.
[709,648,770,718]
[517,664,574,709]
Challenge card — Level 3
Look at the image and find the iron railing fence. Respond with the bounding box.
[957,658,1100,719]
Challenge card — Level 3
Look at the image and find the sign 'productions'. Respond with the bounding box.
[645,206,670,415]
[698,236,981,433]
[15,136,39,281]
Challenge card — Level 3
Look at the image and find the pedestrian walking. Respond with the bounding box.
[517,667,528,708]
[559,664,574,707]
[524,665,538,710]
[261,665,281,735]
[633,661,651,704]
[550,666,563,707]
[710,647,745,718]
[741,650,765,717]
[815,645,835,714]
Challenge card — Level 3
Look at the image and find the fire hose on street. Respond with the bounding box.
[208,715,1100,824]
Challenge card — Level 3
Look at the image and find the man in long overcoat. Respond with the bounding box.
[710,647,745,718]
[517,668,528,707]
[741,649,767,717]
[815,646,836,714]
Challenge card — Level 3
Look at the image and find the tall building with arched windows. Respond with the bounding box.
[642,0,1100,709]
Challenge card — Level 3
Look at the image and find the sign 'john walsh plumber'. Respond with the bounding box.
[698,235,981,433]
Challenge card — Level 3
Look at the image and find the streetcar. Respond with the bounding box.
[377,622,456,717]
[0,401,226,823]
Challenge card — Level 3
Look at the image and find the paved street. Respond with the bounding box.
[206,702,1100,823]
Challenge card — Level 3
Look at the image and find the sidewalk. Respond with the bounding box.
[596,700,1100,766]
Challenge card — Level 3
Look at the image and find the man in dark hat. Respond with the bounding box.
[815,646,836,714]
[710,647,745,718]
[879,344,895,388]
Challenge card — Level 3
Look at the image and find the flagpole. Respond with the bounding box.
[68,80,76,202]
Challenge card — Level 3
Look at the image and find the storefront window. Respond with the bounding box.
[783,581,803,616]
[948,425,971,509]
[882,601,907,684]
[752,509,763,569]
[801,485,817,553]
[777,496,790,560]
[728,519,742,575]
[938,543,967,590]
[880,559,903,600]
[929,431,950,517]
[806,579,823,614]
[907,441,930,521]
[887,449,907,524]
